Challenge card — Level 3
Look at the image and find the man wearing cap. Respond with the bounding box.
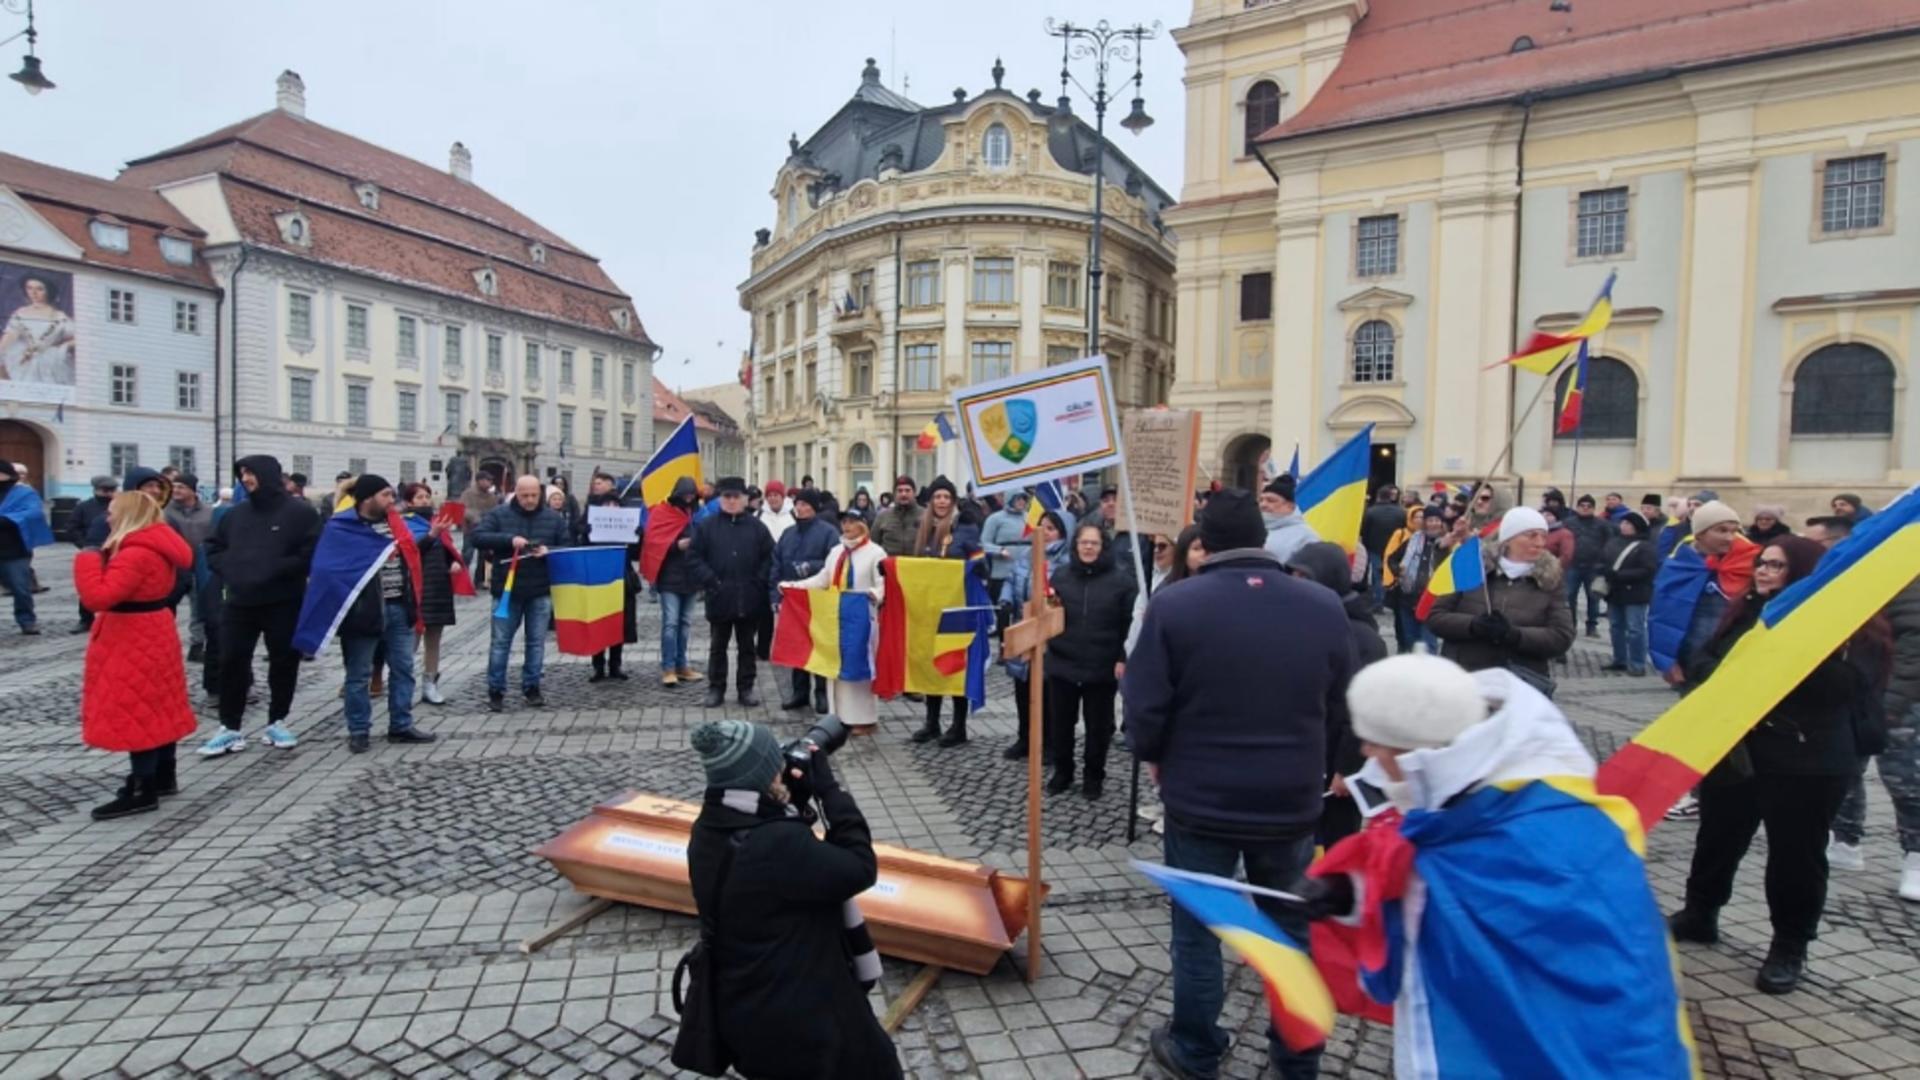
[1565,495,1614,638]
[470,474,573,712]
[872,475,923,558]
[687,476,775,707]
[203,455,322,755]
[1640,493,1668,540]
[65,474,117,632]
[770,488,837,713]
[685,719,901,1077]
[1124,488,1355,1080]
[1258,473,1319,566]
[165,473,216,662]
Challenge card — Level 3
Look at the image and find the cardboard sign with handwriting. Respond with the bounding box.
[1116,409,1201,539]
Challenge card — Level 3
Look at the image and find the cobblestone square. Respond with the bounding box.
[2,559,1917,1079]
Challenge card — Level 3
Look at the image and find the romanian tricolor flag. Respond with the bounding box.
[1599,486,1920,830]
[1495,270,1616,376]
[916,413,958,452]
[1414,536,1485,619]
[1021,479,1067,538]
[1297,423,1373,555]
[1555,341,1590,436]
[639,500,690,585]
[548,547,627,656]
[873,556,993,707]
[772,586,874,681]
[493,551,519,619]
[638,415,701,509]
[1134,862,1334,1052]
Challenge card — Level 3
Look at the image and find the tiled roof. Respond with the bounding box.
[120,109,651,345]
[652,377,718,431]
[1262,0,1920,142]
[0,151,214,288]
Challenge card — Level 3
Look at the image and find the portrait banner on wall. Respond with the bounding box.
[0,259,76,405]
[949,356,1123,496]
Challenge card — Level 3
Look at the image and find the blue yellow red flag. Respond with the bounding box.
[493,551,520,619]
[873,556,993,706]
[548,547,627,656]
[1555,341,1590,436]
[1133,861,1334,1052]
[638,416,701,508]
[1022,478,1066,538]
[1414,536,1485,619]
[1296,423,1373,554]
[772,586,874,681]
[1494,270,1616,376]
[916,413,958,452]
[1599,485,1920,829]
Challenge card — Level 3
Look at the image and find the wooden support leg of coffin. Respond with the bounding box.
[519,896,615,954]
[881,964,944,1034]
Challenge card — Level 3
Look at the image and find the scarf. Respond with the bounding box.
[717,788,881,990]
[1398,530,1429,591]
[1498,556,1535,581]
[832,538,869,589]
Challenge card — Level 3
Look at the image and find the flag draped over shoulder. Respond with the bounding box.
[1297,423,1373,554]
[293,509,422,658]
[873,556,992,707]
[1415,537,1484,619]
[1600,488,1920,829]
[638,416,700,509]
[0,484,54,549]
[547,547,627,656]
[401,514,475,597]
[639,501,690,585]
[1495,270,1615,376]
[772,586,874,681]
[1134,862,1334,1053]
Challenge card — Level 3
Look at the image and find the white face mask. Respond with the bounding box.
[1353,755,1420,813]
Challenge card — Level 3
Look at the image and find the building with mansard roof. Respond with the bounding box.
[117,70,658,493]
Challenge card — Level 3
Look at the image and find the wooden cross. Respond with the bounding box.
[1002,537,1065,982]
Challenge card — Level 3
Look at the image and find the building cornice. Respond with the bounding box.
[0,243,222,295]
[1172,0,1366,51]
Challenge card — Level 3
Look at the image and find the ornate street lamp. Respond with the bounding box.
[1044,17,1157,354]
[4,0,53,95]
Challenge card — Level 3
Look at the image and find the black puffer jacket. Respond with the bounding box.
[1887,577,1920,707]
[687,788,903,1080]
[771,513,838,600]
[687,508,774,622]
[468,497,572,599]
[68,493,110,547]
[406,507,458,628]
[1690,603,1859,777]
[1566,513,1613,569]
[653,479,704,596]
[1047,538,1139,685]
[204,455,320,609]
[1600,533,1659,607]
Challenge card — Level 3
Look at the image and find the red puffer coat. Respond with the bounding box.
[74,523,198,753]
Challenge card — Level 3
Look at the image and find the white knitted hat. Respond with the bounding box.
[1690,500,1740,535]
[1498,506,1549,544]
[1348,654,1488,751]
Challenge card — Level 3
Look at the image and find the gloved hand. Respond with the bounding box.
[1470,612,1518,647]
[1295,874,1356,921]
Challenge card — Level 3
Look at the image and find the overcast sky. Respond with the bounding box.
[6,0,1187,395]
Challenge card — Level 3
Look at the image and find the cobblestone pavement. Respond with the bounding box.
[2,557,1918,1079]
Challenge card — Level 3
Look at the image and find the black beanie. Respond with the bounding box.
[349,474,391,505]
[1200,488,1265,552]
[1262,474,1297,502]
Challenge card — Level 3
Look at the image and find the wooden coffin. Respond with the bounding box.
[534,791,1044,976]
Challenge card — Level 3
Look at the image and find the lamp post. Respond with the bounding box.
[1044,17,1155,355]
[3,0,53,95]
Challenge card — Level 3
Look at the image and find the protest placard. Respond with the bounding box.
[586,504,641,544]
[1115,409,1201,539]
[949,357,1122,495]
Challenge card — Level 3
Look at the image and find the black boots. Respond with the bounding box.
[738,686,762,708]
[92,778,159,821]
[704,685,726,708]
[814,685,830,716]
[1001,740,1029,761]
[1045,770,1074,795]
[911,718,941,743]
[937,714,968,748]
[1666,906,1720,945]
[1757,938,1807,995]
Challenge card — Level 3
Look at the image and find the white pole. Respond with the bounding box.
[1114,450,1152,603]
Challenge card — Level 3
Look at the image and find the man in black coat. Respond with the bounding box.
[770,490,837,713]
[687,476,775,708]
[203,455,321,755]
[1565,494,1614,637]
[1123,488,1355,1080]
[1287,540,1387,844]
[469,474,573,711]
[685,721,901,1078]
[653,477,708,688]
[1361,484,1406,612]
[65,474,116,633]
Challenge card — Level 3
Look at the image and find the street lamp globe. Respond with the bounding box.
[10,52,52,95]
[1119,95,1154,135]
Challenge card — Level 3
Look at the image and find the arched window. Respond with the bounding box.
[1245,81,1282,155]
[1554,355,1638,440]
[982,123,1011,168]
[849,442,875,495]
[1792,343,1895,435]
[785,188,799,229]
[1351,320,1395,383]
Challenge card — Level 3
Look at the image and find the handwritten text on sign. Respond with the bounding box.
[587,505,642,544]
[1116,409,1201,539]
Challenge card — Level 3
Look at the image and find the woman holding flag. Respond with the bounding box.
[400,483,474,705]
[779,506,887,729]
[1425,507,1574,692]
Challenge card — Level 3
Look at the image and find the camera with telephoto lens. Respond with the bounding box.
[782,715,850,818]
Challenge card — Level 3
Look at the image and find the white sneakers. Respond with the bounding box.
[1827,834,1865,872]
[421,675,446,706]
[1902,852,1920,903]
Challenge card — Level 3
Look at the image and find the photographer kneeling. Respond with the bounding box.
[681,719,903,1079]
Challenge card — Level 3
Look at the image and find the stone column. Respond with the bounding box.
[1268,156,1324,459]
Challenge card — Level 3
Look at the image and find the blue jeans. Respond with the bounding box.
[1390,600,1437,654]
[488,593,551,693]
[342,600,417,735]
[1367,550,1385,610]
[1567,566,1602,630]
[0,557,35,630]
[1163,820,1322,1080]
[1609,602,1648,672]
[660,590,694,672]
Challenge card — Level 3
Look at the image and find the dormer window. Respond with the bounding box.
[611,308,631,332]
[158,236,194,267]
[785,188,800,229]
[473,267,498,296]
[89,218,130,253]
[983,123,1011,169]
[354,183,380,211]
[529,242,547,265]
[275,209,312,247]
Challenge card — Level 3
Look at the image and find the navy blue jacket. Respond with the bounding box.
[771,514,838,602]
[1123,547,1356,838]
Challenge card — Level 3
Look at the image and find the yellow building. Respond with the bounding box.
[1169,0,1920,515]
[741,59,1177,497]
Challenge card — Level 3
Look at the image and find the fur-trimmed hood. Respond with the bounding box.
[1481,544,1564,592]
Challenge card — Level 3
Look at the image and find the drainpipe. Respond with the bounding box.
[1506,96,1534,500]
[227,244,250,481]
[212,287,224,486]
[890,231,903,480]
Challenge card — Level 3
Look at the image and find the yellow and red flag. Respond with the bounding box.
[1415,537,1486,620]
[1493,270,1615,376]
[548,547,627,656]
[1555,342,1590,435]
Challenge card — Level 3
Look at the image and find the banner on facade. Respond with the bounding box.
[949,356,1123,495]
[0,259,76,405]
[1115,408,1201,539]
